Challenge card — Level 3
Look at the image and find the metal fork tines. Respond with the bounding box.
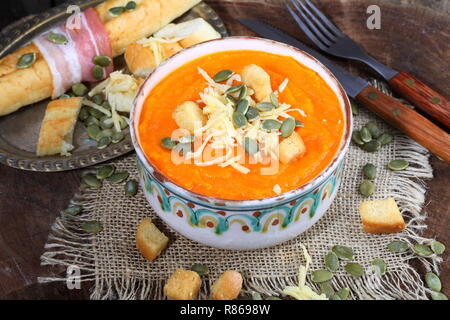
[286,0,398,80]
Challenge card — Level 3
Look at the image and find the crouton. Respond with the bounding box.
[359,197,406,234]
[211,270,243,300]
[172,101,206,133]
[279,131,306,164]
[164,269,202,300]
[241,64,272,102]
[136,218,169,261]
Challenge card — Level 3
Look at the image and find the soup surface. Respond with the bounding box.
[138,50,344,200]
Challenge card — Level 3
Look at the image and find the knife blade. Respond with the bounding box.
[238,18,368,98]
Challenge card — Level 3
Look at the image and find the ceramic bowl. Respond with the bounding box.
[130,37,352,250]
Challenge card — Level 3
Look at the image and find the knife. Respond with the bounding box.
[238,19,450,163]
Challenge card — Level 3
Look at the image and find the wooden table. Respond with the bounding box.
[0,0,448,299]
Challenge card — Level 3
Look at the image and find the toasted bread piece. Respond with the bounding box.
[124,41,183,78]
[211,270,243,300]
[36,97,83,157]
[359,197,406,234]
[241,64,272,102]
[136,218,169,261]
[164,269,202,300]
[172,101,206,133]
[154,18,221,48]
[279,131,306,164]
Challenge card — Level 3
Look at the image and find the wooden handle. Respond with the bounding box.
[389,71,450,129]
[356,85,450,163]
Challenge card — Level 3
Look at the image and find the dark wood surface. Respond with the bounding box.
[0,0,449,299]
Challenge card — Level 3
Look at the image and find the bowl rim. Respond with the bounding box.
[130,36,352,209]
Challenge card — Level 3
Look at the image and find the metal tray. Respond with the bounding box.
[0,0,228,172]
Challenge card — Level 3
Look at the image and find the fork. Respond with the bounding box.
[287,0,450,129]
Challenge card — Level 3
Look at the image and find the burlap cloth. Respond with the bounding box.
[39,81,441,300]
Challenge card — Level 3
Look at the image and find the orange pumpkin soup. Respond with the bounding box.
[138,50,344,200]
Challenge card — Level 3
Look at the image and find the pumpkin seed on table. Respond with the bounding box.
[431,292,448,300]
[102,101,111,110]
[82,173,102,189]
[335,288,350,300]
[112,131,125,143]
[109,6,126,16]
[60,94,72,99]
[256,102,274,112]
[362,140,381,152]
[363,163,377,180]
[243,137,259,155]
[82,221,103,234]
[377,133,393,146]
[238,85,248,100]
[93,55,112,67]
[413,244,433,257]
[92,65,104,80]
[118,116,129,130]
[17,52,36,69]
[281,117,296,138]
[225,84,244,94]
[262,119,281,131]
[388,159,409,171]
[48,32,68,44]
[319,281,335,298]
[245,106,260,121]
[108,172,130,184]
[360,127,372,143]
[425,272,441,292]
[232,111,247,128]
[365,121,382,138]
[96,165,115,180]
[344,262,365,276]
[387,240,409,253]
[324,252,340,272]
[359,180,375,197]
[430,241,445,255]
[371,258,387,276]
[190,263,209,276]
[270,92,279,107]
[311,270,333,283]
[98,129,114,140]
[72,83,88,96]
[88,106,105,119]
[236,99,249,114]
[161,137,177,150]
[332,245,354,260]
[79,107,90,121]
[213,69,233,82]
[100,116,114,129]
[350,101,359,116]
[63,205,82,216]
[352,130,364,145]
[92,94,104,105]
[97,135,113,149]
[295,120,304,128]
[251,291,263,300]
[125,180,138,196]
[87,124,101,141]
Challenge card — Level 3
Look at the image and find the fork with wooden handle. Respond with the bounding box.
[287,0,450,129]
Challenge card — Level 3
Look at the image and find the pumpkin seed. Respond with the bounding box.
[363,163,377,180]
[352,130,364,145]
[79,107,90,121]
[251,291,263,300]
[350,101,359,116]
[102,101,111,110]
[107,172,129,184]
[413,244,433,257]
[430,241,445,255]
[335,288,350,300]
[245,106,260,121]
[344,262,364,276]
[111,131,125,144]
[324,252,340,272]
[365,121,382,138]
[371,258,387,276]
[93,55,112,67]
[47,32,68,44]
[330,294,341,300]
[91,94,104,105]
[96,165,115,180]
[225,85,244,94]
[265,296,282,300]
[63,205,82,216]
[243,137,259,155]
[377,133,393,146]
[85,115,99,127]
[190,263,209,276]
[256,102,274,112]
[82,173,102,189]
[59,94,72,99]
[125,180,138,196]
[281,117,296,138]
[98,128,114,139]
[425,272,441,292]
[311,270,333,283]
[387,240,409,253]
[262,119,281,131]
[126,1,137,10]
[360,127,372,143]
[213,69,233,82]
[88,106,104,119]
[92,65,104,80]
[238,85,248,100]
[431,292,448,300]
[87,124,101,141]
[319,281,335,298]
[226,95,237,106]
[17,52,36,69]
[100,116,114,129]
[232,111,247,128]
[236,99,249,114]
[359,180,375,197]
[332,245,354,260]
[72,83,88,96]
[295,120,304,128]
[270,92,279,107]
[388,159,409,171]
[362,140,381,152]
[109,6,125,16]
[161,137,177,150]
[82,221,103,234]
[119,117,128,130]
